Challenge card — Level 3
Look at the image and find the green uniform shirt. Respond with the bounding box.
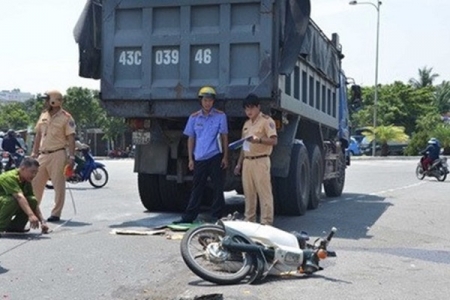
[0,169,34,198]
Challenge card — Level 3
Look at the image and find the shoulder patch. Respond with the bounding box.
[269,121,275,130]
[69,120,76,128]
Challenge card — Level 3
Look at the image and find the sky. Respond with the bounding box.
[0,0,449,95]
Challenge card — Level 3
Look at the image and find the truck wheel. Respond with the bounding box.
[138,173,164,211]
[307,145,323,210]
[323,151,346,197]
[158,177,189,212]
[274,142,310,216]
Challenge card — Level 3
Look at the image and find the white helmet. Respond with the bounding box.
[45,90,63,108]
[428,138,438,145]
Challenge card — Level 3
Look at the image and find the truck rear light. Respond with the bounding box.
[127,119,150,130]
[274,119,282,130]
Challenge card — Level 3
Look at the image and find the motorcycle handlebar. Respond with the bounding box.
[326,227,337,242]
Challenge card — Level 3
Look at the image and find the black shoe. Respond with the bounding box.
[5,227,30,233]
[47,216,61,222]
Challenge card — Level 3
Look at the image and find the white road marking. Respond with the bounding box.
[328,181,427,203]
[369,181,427,196]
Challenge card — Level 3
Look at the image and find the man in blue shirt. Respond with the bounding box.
[173,86,229,223]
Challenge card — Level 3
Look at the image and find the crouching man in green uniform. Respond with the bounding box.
[0,157,49,234]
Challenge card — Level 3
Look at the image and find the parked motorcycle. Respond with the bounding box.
[108,149,129,158]
[1,148,25,173]
[180,217,337,285]
[46,149,109,189]
[416,156,449,181]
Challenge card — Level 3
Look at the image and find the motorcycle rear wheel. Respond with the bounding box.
[89,167,109,188]
[415,165,425,180]
[180,224,253,285]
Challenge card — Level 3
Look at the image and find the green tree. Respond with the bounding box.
[350,82,435,135]
[408,66,439,89]
[0,102,30,130]
[362,125,409,156]
[23,94,46,126]
[432,124,450,154]
[434,81,450,113]
[99,116,127,150]
[63,87,104,132]
[404,112,441,156]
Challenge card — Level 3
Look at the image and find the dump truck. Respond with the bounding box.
[74,0,352,216]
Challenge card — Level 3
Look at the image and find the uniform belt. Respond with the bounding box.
[244,154,269,160]
[40,148,65,155]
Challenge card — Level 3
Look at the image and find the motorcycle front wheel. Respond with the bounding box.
[88,167,109,188]
[415,165,425,180]
[180,224,254,285]
[437,167,447,182]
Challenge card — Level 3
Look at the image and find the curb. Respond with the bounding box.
[93,157,134,161]
[350,156,420,161]
[94,155,419,161]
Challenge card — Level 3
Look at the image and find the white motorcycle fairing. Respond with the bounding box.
[222,220,299,249]
[222,220,305,273]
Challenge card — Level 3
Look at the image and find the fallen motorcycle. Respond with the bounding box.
[416,156,449,182]
[180,218,336,285]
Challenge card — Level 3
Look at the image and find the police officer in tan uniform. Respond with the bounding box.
[234,94,278,225]
[31,90,76,222]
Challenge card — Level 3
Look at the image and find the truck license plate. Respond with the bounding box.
[132,131,151,145]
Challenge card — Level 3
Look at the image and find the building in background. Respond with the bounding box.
[0,89,34,103]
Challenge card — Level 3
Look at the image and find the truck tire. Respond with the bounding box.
[307,145,323,210]
[274,142,310,216]
[323,151,346,197]
[138,173,164,211]
[158,177,189,212]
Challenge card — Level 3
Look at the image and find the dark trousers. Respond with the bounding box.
[182,154,225,222]
[421,157,433,170]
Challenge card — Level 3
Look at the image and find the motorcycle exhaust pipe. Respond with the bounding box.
[221,236,272,255]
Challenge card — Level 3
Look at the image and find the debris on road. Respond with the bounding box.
[110,229,167,236]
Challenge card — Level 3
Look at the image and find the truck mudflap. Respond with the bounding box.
[74,0,102,79]
[279,0,311,75]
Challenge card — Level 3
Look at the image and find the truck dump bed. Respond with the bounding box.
[76,0,341,106]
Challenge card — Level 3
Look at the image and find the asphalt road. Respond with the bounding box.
[1,158,450,300]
